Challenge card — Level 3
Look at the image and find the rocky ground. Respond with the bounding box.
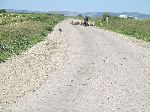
[0,19,150,112]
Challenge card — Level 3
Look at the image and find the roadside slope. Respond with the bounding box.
[0,20,68,111]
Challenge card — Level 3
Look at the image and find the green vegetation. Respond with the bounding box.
[102,13,110,21]
[95,16,150,42]
[0,13,64,62]
[0,9,6,13]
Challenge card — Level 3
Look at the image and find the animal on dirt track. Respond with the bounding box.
[88,21,95,26]
[59,28,62,32]
[70,21,83,25]
[70,19,95,26]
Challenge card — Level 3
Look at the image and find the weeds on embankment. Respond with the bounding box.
[95,17,150,42]
[0,13,64,62]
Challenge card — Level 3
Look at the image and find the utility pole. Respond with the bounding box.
[106,17,109,25]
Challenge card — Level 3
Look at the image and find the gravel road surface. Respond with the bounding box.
[1,19,150,112]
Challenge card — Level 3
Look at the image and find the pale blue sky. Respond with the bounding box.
[0,0,150,14]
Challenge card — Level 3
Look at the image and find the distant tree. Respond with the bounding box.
[111,16,119,19]
[78,14,82,17]
[102,12,110,21]
[0,9,6,13]
[78,14,83,18]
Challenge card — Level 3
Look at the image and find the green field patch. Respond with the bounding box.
[0,13,64,62]
[95,17,150,42]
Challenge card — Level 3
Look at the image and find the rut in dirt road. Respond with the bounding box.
[1,19,150,112]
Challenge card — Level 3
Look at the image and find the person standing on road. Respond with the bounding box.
[84,16,89,26]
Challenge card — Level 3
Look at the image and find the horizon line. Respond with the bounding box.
[2,8,150,15]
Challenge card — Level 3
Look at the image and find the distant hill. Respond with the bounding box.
[48,11,79,16]
[5,9,45,13]
[4,9,150,19]
[48,11,150,19]
[109,12,150,19]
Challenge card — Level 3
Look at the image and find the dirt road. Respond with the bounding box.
[1,19,150,112]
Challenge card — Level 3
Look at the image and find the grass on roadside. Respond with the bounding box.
[95,17,150,42]
[0,13,64,62]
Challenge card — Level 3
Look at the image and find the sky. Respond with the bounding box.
[0,0,150,14]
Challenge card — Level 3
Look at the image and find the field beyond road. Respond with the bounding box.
[0,13,64,62]
[95,17,150,42]
[0,19,150,112]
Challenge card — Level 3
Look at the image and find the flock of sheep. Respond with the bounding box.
[70,20,95,26]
